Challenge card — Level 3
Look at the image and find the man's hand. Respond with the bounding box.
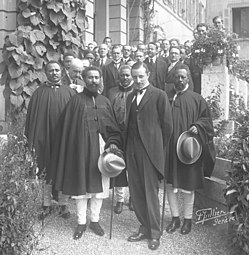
[108,143,118,153]
[189,125,198,134]
[70,84,84,93]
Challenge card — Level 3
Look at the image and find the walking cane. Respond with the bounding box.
[41,179,45,228]
[160,177,167,234]
[110,178,115,239]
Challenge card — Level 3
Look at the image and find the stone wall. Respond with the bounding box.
[201,62,249,120]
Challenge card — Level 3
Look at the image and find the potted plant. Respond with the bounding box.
[191,27,239,69]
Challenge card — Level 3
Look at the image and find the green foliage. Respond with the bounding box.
[231,60,249,83]
[225,136,249,254]
[0,116,42,254]
[229,93,246,121]
[205,84,223,120]
[221,109,249,254]
[0,0,87,114]
[191,27,239,69]
[212,89,247,160]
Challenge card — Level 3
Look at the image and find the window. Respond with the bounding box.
[232,7,249,38]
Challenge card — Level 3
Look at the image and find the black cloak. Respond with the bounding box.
[25,84,75,175]
[167,88,216,191]
[48,90,122,196]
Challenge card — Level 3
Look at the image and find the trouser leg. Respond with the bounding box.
[127,136,161,239]
[90,197,103,222]
[166,184,180,217]
[183,191,195,219]
[75,198,88,224]
[115,187,125,203]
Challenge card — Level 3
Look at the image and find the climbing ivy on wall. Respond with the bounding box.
[0,0,87,113]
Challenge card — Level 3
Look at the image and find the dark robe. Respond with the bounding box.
[48,89,122,196]
[25,83,75,176]
[107,84,134,187]
[167,88,216,191]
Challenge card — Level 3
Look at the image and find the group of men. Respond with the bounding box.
[25,23,217,251]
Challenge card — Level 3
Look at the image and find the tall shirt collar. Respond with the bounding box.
[119,81,134,92]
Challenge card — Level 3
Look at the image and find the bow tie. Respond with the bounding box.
[134,87,147,95]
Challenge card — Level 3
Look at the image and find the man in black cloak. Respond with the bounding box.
[25,61,75,219]
[48,66,122,240]
[165,65,216,235]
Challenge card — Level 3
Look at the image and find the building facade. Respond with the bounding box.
[85,0,206,45]
[206,0,249,60]
[152,0,206,44]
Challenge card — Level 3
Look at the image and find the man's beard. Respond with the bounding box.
[175,83,185,91]
[86,83,101,93]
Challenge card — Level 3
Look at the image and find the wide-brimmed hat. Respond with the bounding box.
[176,131,202,165]
[98,149,126,178]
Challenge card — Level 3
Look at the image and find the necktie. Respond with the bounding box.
[150,58,153,64]
[114,62,120,69]
[100,59,103,67]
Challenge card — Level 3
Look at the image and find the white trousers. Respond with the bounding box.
[43,184,68,206]
[166,184,195,219]
[115,187,125,202]
[75,197,103,224]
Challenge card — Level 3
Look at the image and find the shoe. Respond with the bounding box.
[59,205,71,219]
[148,238,160,250]
[38,206,52,221]
[128,197,134,211]
[181,219,192,235]
[114,202,123,214]
[73,224,87,240]
[89,222,105,236]
[127,232,148,242]
[166,217,181,233]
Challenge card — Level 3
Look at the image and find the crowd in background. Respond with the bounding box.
[61,16,224,97]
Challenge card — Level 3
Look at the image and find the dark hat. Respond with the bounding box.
[98,149,126,178]
[176,131,202,165]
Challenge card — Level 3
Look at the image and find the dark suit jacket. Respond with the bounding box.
[124,85,173,177]
[61,68,70,85]
[144,57,167,90]
[164,61,194,94]
[93,57,112,69]
[102,60,124,96]
[189,57,202,94]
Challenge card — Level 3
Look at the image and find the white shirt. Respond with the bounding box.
[168,61,178,72]
[149,55,157,64]
[133,83,150,105]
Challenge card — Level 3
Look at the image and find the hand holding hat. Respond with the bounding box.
[98,147,126,178]
[176,130,202,165]
[188,125,198,134]
[108,143,118,152]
